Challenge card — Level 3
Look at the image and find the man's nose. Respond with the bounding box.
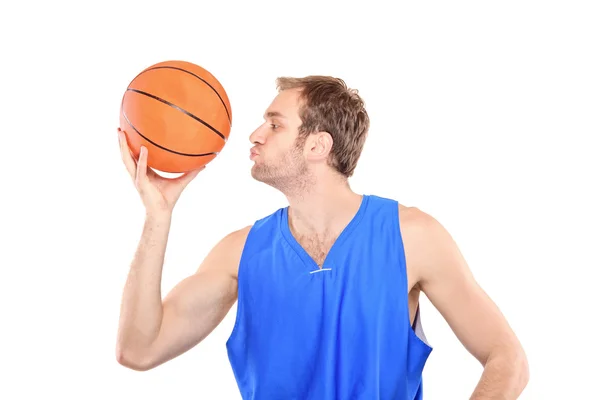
[249,126,266,144]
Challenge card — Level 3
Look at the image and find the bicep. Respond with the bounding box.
[412,212,517,365]
[152,269,237,360]
[422,262,512,364]
[145,227,249,368]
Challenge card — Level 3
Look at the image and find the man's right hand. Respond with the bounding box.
[118,128,204,215]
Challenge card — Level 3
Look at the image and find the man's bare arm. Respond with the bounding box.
[115,217,250,371]
[402,207,529,399]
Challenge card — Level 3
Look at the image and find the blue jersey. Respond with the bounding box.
[226,195,432,399]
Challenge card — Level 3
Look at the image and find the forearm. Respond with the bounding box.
[116,212,172,359]
[470,349,529,400]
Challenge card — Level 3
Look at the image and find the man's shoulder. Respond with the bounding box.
[223,225,253,245]
[221,206,285,254]
[397,204,446,244]
[367,195,423,220]
[398,204,430,225]
[396,204,461,286]
[224,205,286,240]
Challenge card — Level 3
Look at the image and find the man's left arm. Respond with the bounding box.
[411,209,529,399]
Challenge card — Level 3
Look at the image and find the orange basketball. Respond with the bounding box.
[119,60,232,173]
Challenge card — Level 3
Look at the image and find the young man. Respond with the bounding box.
[116,76,529,399]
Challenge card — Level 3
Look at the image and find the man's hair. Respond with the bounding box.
[276,76,370,178]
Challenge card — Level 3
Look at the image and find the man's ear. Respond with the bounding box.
[305,131,333,161]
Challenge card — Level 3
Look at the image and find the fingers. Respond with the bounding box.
[118,128,136,179]
[118,127,203,193]
[118,128,150,190]
[174,166,205,188]
[135,146,150,188]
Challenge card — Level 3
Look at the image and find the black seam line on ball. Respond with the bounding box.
[121,109,218,157]
[126,88,226,141]
[142,66,232,125]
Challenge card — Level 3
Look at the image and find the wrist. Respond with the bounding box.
[145,210,173,224]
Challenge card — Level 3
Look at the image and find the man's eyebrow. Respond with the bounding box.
[264,111,286,119]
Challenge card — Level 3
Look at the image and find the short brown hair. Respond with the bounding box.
[276,76,370,177]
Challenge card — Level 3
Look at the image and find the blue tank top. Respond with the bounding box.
[226,194,432,399]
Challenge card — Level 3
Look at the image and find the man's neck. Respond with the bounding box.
[285,177,363,238]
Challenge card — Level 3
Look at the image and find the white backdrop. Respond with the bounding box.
[1,1,598,399]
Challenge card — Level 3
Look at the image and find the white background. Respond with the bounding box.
[1,1,598,399]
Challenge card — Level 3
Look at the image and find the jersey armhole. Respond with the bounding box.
[394,202,432,349]
[225,223,257,345]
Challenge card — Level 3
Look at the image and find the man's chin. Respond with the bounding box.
[250,165,265,182]
[250,167,280,188]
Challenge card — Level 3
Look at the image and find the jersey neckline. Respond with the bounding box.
[279,194,370,272]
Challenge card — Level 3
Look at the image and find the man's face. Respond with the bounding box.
[249,89,309,190]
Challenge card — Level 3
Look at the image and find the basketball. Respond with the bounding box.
[119,60,232,173]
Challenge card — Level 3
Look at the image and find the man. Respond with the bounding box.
[115,76,529,399]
